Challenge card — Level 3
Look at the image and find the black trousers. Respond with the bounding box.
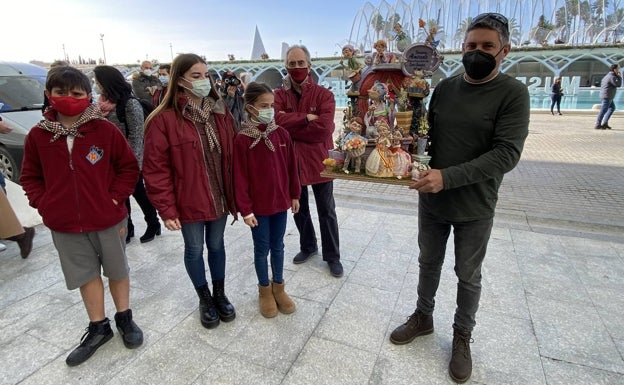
[125,173,159,227]
[294,181,340,261]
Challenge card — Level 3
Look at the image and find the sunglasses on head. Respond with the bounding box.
[472,12,509,30]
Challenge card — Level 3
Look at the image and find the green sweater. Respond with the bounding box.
[421,72,530,221]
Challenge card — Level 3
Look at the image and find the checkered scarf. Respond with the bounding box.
[185,98,221,153]
[238,119,278,152]
[37,104,106,142]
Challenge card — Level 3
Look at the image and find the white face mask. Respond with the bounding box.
[158,75,170,85]
[250,105,274,124]
[183,78,212,98]
[143,69,153,76]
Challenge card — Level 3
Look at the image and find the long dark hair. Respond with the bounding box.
[93,65,132,103]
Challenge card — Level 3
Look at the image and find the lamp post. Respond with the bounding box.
[62,44,68,62]
[100,34,107,64]
[169,43,173,61]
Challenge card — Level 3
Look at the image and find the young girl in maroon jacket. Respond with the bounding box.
[233,82,301,318]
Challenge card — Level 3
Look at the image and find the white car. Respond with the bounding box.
[0,63,47,182]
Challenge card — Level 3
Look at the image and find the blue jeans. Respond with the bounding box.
[251,211,287,286]
[596,98,616,125]
[180,216,228,288]
[0,171,5,194]
[416,201,493,333]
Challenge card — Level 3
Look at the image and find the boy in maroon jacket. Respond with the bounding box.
[20,66,143,367]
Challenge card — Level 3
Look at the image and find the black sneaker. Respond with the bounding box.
[604,124,612,129]
[293,250,318,264]
[66,319,114,366]
[327,261,344,277]
[390,310,434,345]
[595,124,603,129]
[449,328,473,383]
[114,309,143,349]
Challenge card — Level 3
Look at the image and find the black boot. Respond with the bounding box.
[195,284,220,329]
[8,227,35,258]
[114,309,143,349]
[212,280,236,322]
[126,217,135,244]
[139,223,161,243]
[65,318,114,366]
[389,310,434,345]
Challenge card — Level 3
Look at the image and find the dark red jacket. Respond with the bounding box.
[142,96,237,222]
[274,77,336,185]
[233,124,300,217]
[20,112,139,233]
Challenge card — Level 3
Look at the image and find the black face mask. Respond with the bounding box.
[462,48,503,80]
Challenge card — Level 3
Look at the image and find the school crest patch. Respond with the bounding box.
[86,145,104,165]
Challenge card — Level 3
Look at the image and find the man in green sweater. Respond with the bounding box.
[389,13,530,383]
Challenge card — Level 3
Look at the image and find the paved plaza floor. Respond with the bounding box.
[1,111,623,385]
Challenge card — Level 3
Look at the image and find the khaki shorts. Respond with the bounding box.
[51,218,130,290]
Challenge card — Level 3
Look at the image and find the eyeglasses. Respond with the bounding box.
[472,13,509,31]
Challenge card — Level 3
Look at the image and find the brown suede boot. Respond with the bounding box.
[389,310,434,345]
[271,281,296,314]
[258,284,277,318]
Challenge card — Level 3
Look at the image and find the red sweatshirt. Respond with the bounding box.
[233,124,300,217]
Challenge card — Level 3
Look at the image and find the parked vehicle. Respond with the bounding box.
[0,63,46,182]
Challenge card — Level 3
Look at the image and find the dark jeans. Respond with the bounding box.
[180,216,228,288]
[125,174,159,227]
[596,98,616,125]
[294,181,340,261]
[250,211,287,286]
[416,201,493,333]
[550,93,562,113]
[0,171,5,194]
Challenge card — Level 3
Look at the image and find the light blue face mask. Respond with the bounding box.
[184,78,211,98]
[158,75,169,86]
[250,105,274,124]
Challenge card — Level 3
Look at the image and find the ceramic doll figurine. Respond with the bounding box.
[340,44,363,94]
[365,120,394,178]
[392,23,412,52]
[390,128,412,178]
[365,80,390,137]
[372,40,396,65]
[341,117,367,174]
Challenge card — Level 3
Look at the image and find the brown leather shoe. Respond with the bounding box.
[389,310,433,345]
[449,329,473,383]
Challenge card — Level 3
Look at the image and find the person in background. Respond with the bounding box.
[132,61,162,101]
[143,53,238,330]
[389,13,529,383]
[550,77,563,115]
[153,64,171,106]
[20,66,143,366]
[233,82,300,318]
[274,45,343,278]
[0,118,35,257]
[594,63,621,129]
[93,65,161,244]
[222,71,245,132]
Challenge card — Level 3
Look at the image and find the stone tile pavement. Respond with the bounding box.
[0,111,623,385]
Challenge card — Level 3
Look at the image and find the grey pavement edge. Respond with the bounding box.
[0,111,623,385]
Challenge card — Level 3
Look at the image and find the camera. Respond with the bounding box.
[223,75,241,88]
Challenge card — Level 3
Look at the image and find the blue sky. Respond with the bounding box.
[5,0,358,64]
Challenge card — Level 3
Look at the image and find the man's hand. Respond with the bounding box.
[227,86,237,97]
[409,169,444,193]
[0,121,12,134]
[291,199,300,214]
[306,114,318,122]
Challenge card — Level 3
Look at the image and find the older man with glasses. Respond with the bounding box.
[389,13,530,383]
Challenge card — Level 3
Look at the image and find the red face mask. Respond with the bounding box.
[48,96,91,116]
[287,68,309,84]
